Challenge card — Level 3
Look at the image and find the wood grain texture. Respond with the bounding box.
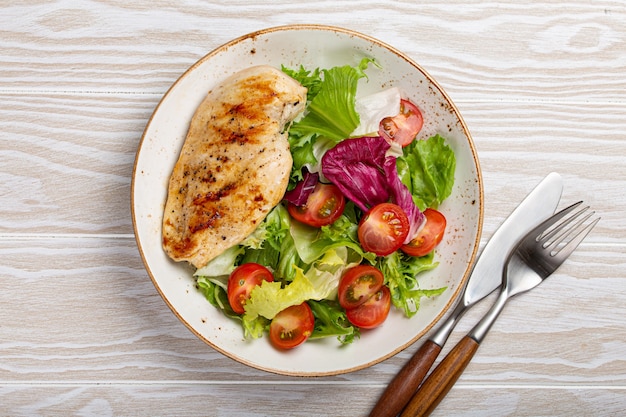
[1,2,624,101]
[1,385,624,417]
[0,0,625,415]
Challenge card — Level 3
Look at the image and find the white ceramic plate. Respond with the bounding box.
[132,24,483,376]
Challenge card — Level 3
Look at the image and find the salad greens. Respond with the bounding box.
[195,58,456,345]
[397,134,456,211]
[308,299,359,344]
[282,58,375,186]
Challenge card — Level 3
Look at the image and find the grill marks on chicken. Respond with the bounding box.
[162,66,307,268]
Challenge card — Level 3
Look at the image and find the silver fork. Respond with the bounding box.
[400,201,599,417]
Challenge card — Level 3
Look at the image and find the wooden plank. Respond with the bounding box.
[0,93,156,234]
[0,2,624,102]
[0,384,623,416]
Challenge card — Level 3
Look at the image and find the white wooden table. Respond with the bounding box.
[1,1,625,416]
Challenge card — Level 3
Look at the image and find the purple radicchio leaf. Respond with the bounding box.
[283,168,319,206]
[321,137,391,212]
[321,136,425,242]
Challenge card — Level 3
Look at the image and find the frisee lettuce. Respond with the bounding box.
[375,250,444,318]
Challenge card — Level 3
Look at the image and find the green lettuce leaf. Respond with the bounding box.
[308,299,360,345]
[376,251,445,318]
[304,246,362,301]
[284,58,376,185]
[289,58,373,142]
[242,266,315,330]
[194,245,243,279]
[281,65,323,103]
[397,134,456,211]
[242,243,367,339]
[196,277,240,320]
[290,202,375,265]
[239,204,302,282]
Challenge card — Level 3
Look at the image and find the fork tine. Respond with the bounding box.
[537,202,595,249]
[552,215,600,260]
[539,203,587,244]
[517,201,599,280]
[531,201,583,241]
[542,205,593,251]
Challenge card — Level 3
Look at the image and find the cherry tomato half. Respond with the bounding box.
[287,182,346,227]
[358,203,410,256]
[227,263,274,314]
[269,302,315,350]
[338,265,385,310]
[346,285,391,329]
[401,208,447,257]
[378,99,424,147]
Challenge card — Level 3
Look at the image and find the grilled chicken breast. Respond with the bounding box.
[162,65,307,268]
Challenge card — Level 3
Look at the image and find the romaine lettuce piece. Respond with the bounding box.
[290,205,370,265]
[196,276,240,320]
[239,204,302,282]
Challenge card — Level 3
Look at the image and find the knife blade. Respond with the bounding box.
[368,172,563,417]
[432,171,564,344]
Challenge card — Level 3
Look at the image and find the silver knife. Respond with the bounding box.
[369,172,563,417]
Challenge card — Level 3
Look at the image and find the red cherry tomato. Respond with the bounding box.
[401,208,447,257]
[227,263,274,314]
[269,303,315,350]
[358,203,410,256]
[338,265,385,310]
[378,99,424,147]
[287,182,346,227]
[346,285,391,329]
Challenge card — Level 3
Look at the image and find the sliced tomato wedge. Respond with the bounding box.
[346,285,391,329]
[227,263,274,314]
[287,182,346,227]
[378,99,423,147]
[269,303,315,350]
[338,265,385,310]
[358,203,410,256]
[401,208,447,257]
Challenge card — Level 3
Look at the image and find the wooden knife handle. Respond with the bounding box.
[400,335,480,417]
[368,340,442,417]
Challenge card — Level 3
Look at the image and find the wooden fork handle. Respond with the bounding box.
[369,340,442,417]
[400,336,480,417]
